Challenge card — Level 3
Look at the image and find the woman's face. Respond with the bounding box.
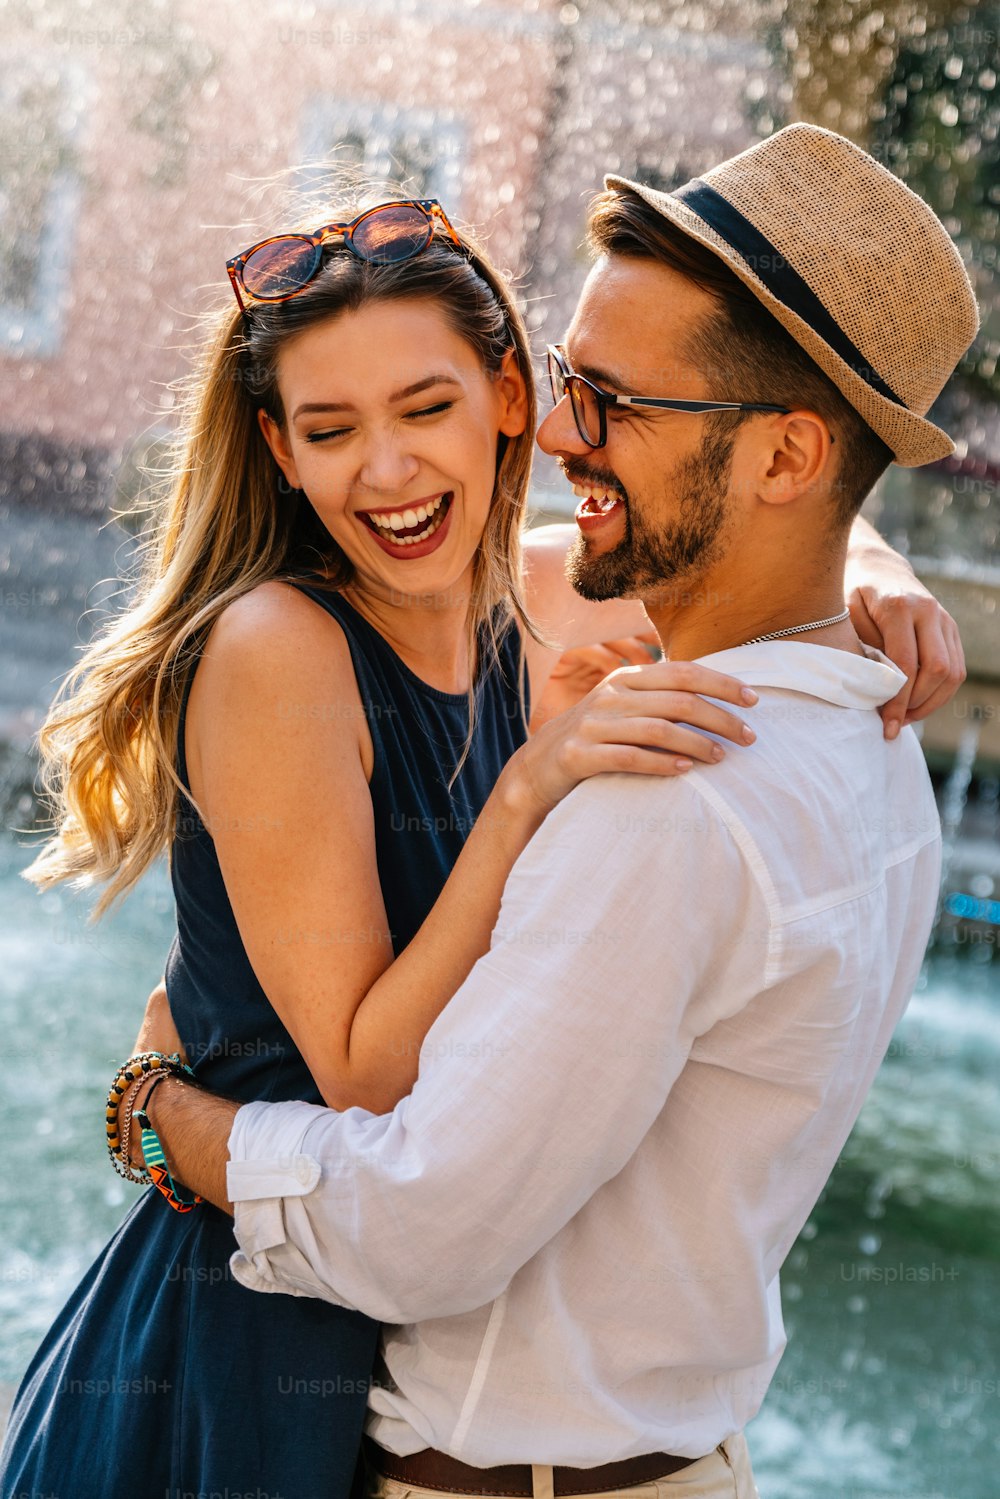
[258,297,528,604]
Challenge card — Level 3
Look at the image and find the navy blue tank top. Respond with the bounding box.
[0,581,529,1499]
[165,582,529,1101]
[293,585,530,954]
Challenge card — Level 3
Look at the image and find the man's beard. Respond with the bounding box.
[566,425,737,603]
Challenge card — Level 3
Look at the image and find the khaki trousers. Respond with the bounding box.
[366,1433,759,1499]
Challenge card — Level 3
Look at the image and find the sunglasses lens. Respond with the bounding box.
[352,203,433,264]
[242,237,321,300]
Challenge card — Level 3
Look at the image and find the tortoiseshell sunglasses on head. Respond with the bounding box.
[226,198,463,312]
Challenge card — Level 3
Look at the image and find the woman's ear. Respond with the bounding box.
[495,348,530,438]
[257,408,303,491]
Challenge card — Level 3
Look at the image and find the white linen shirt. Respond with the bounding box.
[227,642,942,1463]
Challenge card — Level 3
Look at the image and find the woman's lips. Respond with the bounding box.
[358,492,455,560]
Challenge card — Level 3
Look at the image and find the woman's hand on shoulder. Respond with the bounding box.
[529,634,661,732]
[508,658,759,819]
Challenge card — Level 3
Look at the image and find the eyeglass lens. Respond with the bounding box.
[242,203,437,300]
[549,352,601,445]
[242,238,321,300]
[571,381,601,444]
[351,203,433,263]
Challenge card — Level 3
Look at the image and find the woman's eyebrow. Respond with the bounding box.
[391,374,462,401]
[291,375,461,422]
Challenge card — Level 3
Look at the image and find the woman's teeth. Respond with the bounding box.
[366,493,450,545]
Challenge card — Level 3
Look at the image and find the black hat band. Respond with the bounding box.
[671,178,907,409]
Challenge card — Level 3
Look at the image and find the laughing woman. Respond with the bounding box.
[0,195,959,1499]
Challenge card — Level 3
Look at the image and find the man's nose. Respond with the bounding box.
[536,395,589,458]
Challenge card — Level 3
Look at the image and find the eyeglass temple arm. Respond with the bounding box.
[427,202,462,246]
[615,396,791,414]
[226,263,247,314]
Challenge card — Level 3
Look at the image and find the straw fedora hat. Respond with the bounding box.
[605,123,980,467]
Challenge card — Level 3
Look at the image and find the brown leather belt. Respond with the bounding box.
[363,1434,699,1496]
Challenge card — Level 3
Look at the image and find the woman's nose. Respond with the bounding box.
[357,432,421,494]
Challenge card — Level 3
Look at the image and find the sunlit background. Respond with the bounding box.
[1,2,998,1494]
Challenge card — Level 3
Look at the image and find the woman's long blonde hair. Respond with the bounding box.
[25,192,539,915]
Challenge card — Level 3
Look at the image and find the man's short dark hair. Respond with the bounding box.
[587,188,894,527]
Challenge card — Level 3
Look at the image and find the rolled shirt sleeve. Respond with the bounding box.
[227,773,767,1322]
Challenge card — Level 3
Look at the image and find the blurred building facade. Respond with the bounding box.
[0,0,778,474]
[1,0,998,775]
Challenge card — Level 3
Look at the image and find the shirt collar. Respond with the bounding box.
[694,641,907,710]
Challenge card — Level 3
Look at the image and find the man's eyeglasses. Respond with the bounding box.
[226,199,463,313]
[546,344,790,449]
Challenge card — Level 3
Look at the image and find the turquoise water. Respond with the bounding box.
[0,836,998,1495]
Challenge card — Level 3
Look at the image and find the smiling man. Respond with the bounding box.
[123,125,978,1499]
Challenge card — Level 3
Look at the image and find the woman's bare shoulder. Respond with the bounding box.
[203,579,356,685]
[187,579,372,788]
[209,577,344,636]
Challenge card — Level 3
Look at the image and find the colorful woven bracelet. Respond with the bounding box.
[106,1050,194,1167]
[135,1073,203,1214]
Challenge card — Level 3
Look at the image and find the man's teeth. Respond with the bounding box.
[367,493,449,545]
[571,482,621,504]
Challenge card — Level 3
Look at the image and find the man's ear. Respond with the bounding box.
[495,348,530,438]
[757,410,834,506]
[257,408,303,491]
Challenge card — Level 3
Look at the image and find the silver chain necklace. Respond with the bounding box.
[742,608,850,647]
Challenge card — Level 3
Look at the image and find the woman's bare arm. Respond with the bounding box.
[173,581,754,1116]
[521,518,967,730]
[519,526,650,706]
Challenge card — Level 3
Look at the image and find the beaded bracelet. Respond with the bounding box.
[135,1073,203,1214]
[106,1051,195,1171]
[114,1073,154,1185]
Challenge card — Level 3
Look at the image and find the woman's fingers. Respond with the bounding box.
[529,644,643,731]
[594,635,662,666]
[557,644,629,675]
[901,606,966,721]
[593,716,733,764]
[846,584,884,649]
[548,637,660,679]
[518,656,757,813]
[850,584,966,737]
[584,745,698,776]
[612,659,758,707]
[904,611,966,724]
[588,683,755,747]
